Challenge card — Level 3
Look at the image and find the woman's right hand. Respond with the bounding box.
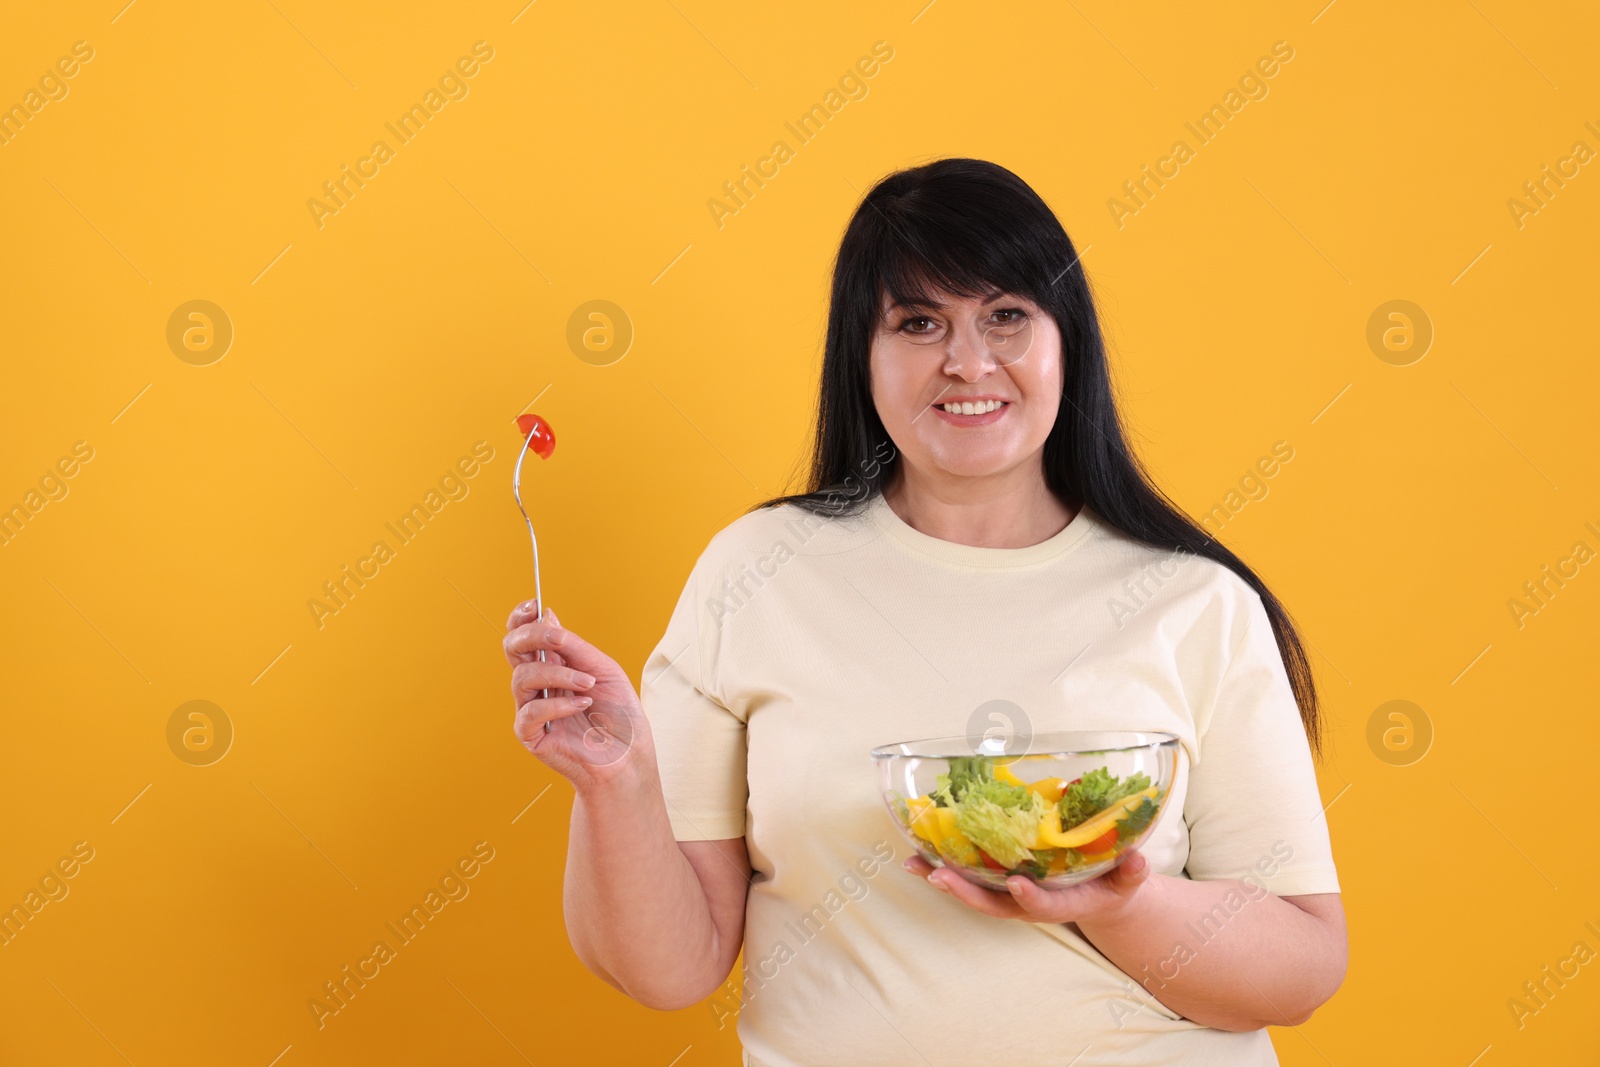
[503,602,651,793]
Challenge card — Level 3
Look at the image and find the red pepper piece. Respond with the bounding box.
[515,413,556,459]
[1080,827,1119,854]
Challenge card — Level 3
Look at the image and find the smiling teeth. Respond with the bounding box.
[943,400,1006,414]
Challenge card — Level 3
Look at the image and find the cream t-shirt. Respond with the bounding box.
[640,493,1341,1067]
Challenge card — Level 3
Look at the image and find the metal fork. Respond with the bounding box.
[511,425,554,734]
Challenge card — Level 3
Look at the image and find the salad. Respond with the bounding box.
[895,757,1165,880]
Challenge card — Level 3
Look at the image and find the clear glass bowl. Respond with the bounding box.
[871,730,1179,890]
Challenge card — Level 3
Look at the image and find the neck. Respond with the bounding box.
[881,461,1077,548]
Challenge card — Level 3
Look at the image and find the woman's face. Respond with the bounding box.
[869,287,1063,486]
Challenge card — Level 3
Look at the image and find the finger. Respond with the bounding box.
[510,641,566,669]
[504,619,612,677]
[511,661,595,702]
[507,600,560,629]
[1004,874,1071,918]
[926,868,1025,918]
[505,638,536,668]
[506,599,540,632]
[514,694,594,741]
[1104,850,1150,893]
[902,855,935,876]
[504,600,540,666]
[503,617,563,665]
[544,650,572,697]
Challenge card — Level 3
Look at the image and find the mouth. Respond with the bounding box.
[931,398,1011,426]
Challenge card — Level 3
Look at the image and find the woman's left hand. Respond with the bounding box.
[902,851,1151,924]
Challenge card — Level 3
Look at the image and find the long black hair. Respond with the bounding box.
[756,157,1326,758]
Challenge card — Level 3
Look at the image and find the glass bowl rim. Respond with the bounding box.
[870,729,1179,761]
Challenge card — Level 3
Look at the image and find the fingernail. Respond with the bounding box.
[930,876,950,893]
[577,696,593,707]
[548,628,566,646]
[577,673,596,688]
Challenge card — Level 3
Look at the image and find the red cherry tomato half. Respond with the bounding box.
[1080,827,1119,855]
[977,849,1007,871]
[515,413,556,459]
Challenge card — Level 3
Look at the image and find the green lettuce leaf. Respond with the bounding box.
[960,777,1033,811]
[1058,767,1153,828]
[1116,795,1159,838]
[932,756,995,807]
[954,790,1046,868]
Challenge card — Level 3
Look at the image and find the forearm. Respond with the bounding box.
[563,749,726,1008]
[1075,874,1344,1030]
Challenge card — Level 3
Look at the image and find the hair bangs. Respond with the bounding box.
[865,199,1051,328]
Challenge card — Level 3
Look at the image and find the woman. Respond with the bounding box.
[503,158,1347,1066]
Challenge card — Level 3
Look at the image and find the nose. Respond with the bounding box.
[940,318,997,382]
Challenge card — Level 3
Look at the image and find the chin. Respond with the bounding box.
[924,449,1026,480]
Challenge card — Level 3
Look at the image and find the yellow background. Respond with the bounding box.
[2,0,1598,1063]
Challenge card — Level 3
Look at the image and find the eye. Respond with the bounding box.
[897,315,938,334]
[990,308,1027,325]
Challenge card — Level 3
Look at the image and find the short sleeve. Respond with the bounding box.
[638,546,749,842]
[1182,592,1341,896]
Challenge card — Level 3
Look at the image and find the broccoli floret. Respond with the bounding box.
[932,756,997,807]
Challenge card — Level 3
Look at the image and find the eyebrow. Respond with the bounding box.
[886,286,1007,312]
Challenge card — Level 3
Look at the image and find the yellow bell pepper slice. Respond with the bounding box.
[930,806,980,867]
[905,795,940,845]
[1027,777,1070,804]
[992,762,1026,787]
[993,761,1071,804]
[1035,786,1162,849]
[901,795,982,866]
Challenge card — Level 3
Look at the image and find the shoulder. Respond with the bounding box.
[1086,515,1267,637]
[705,501,812,549]
[700,501,813,557]
[687,500,860,582]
